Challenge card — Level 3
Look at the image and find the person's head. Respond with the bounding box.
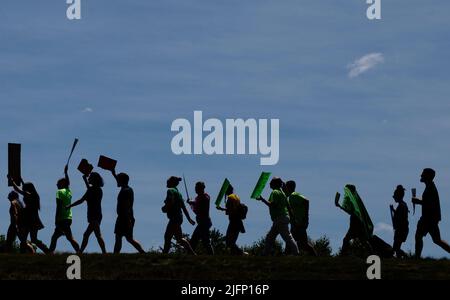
[393,185,405,202]
[8,191,19,202]
[284,180,296,196]
[167,176,182,188]
[57,178,69,190]
[421,168,436,183]
[270,177,283,190]
[225,184,234,196]
[195,181,206,195]
[345,184,357,193]
[23,182,38,195]
[89,172,104,188]
[116,173,130,187]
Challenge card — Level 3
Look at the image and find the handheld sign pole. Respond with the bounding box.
[66,138,79,166]
[250,172,272,199]
[182,174,193,210]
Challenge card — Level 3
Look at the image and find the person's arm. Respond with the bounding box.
[216,206,226,212]
[64,165,70,186]
[68,191,88,209]
[182,202,195,225]
[256,195,271,207]
[7,175,27,196]
[82,175,89,189]
[111,168,118,184]
[412,197,423,205]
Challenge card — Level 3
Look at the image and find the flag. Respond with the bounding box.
[341,185,374,239]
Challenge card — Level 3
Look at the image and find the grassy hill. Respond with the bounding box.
[0,254,449,280]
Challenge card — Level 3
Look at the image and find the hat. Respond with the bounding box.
[168,176,182,184]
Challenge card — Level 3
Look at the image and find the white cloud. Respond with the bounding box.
[348,53,384,78]
[374,222,393,234]
[82,107,93,113]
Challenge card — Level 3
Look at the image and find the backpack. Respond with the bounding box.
[239,203,248,220]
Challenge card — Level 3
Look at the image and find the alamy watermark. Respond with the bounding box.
[171,111,279,166]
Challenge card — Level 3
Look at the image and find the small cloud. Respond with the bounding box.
[82,107,93,113]
[374,222,393,234]
[348,53,384,78]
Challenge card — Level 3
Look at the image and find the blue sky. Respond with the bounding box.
[1,0,450,258]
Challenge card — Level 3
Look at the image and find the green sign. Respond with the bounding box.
[215,178,231,207]
[250,172,272,199]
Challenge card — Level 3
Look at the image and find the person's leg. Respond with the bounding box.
[163,221,175,254]
[226,223,243,255]
[263,222,279,256]
[92,223,107,254]
[415,219,426,259]
[430,224,450,253]
[125,234,146,254]
[6,225,17,253]
[201,222,214,255]
[174,224,196,255]
[63,223,80,253]
[80,224,94,254]
[114,234,123,254]
[189,225,201,252]
[341,229,353,255]
[298,228,317,256]
[29,230,50,253]
[279,220,299,255]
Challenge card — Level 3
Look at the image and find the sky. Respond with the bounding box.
[1,0,450,258]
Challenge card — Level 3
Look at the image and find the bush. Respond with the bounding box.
[311,236,332,257]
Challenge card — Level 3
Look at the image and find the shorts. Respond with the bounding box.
[164,219,183,241]
[54,219,74,238]
[394,228,409,243]
[114,217,135,237]
[416,218,441,241]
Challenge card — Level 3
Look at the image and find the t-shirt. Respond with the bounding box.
[268,189,289,221]
[165,187,184,222]
[422,182,441,222]
[56,188,73,222]
[193,193,210,220]
[117,187,134,220]
[393,201,409,230]
[288,192,309,227]
[226,194,241,220]
[83,186,103,222]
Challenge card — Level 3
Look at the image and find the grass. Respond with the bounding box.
[0,254,449,280]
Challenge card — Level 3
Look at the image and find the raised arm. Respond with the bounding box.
[82,174,90,189]
[7,174,27,196]
[64,165,70,186]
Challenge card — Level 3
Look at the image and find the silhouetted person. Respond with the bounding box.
[8,174,50,254]
[5,191,33,253]
[413,168,450,258]
[187,182,214,255]
[284,180,317,256]
[162,176,196,254]
[49,165,80,253]
[217,185,247,255]
[110,169,145,254]
[336,184,373,255]
[390,185,409,258]
[68,172,107,254]
[257,177,299,256]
